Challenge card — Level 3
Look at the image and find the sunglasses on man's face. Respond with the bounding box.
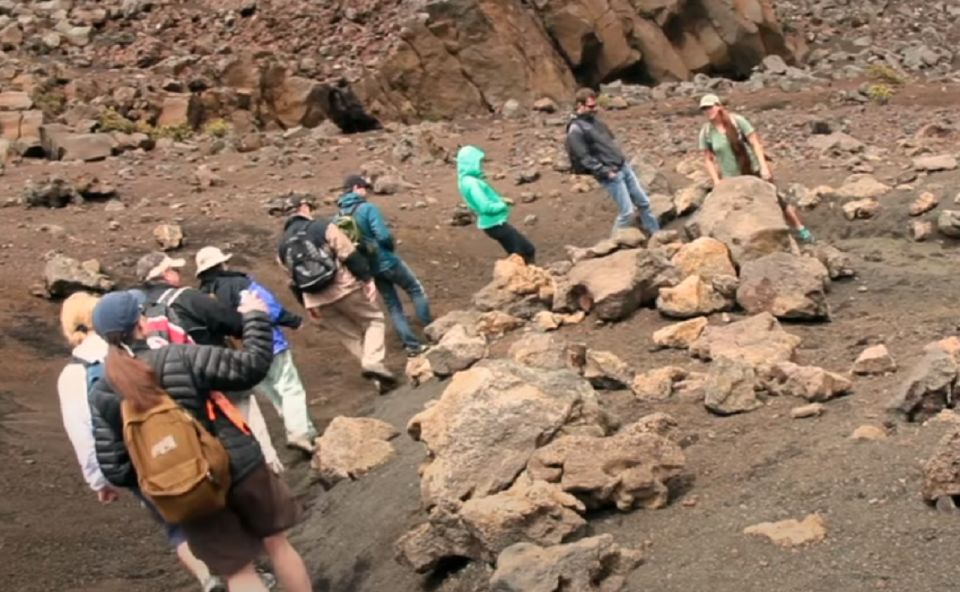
[585,102,598,110]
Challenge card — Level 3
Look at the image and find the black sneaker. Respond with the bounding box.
[406,344,429,357]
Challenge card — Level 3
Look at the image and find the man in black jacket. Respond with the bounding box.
[278,196,397,392]
[565,87,661,236]
[136,252,243,347]
[136,251,285,471]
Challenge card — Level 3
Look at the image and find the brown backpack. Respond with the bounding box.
[122,395,231,524]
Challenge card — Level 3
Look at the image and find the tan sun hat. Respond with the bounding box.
[699,94,722,109]
[194,246,233,277]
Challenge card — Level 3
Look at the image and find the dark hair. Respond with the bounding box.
[719,108,754,176]
[575,87,596,105]
[104,333,165,413]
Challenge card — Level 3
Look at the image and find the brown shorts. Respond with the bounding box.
[181,464,302,576]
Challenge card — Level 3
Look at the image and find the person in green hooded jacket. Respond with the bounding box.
[456,145,536,264]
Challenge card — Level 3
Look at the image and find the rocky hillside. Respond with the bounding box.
[0,0,797,138]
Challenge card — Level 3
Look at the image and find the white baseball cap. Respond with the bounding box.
[194,246,233,277]
[699,94,722,109]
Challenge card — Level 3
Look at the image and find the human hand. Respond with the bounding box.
[97,486,120,504]
[238,290,268,314]
[502,197,515,206]
[759,165,773,181]
[363,281,377,302]
[607,170,617,180]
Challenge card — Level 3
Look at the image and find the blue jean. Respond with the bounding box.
[600,164,660,234]
[375,259,432,351]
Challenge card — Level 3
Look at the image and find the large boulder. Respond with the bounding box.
[887,340,960,422]
[406,360,609,507]
[44,256,114,298]
[736,252,831,320]
[763,362,852,402]
[671,237,736,280]
[508,332,585,371]
[472,255,554,318]
[423,325,488,377]
[425,310,481,342]
[525,419,686,511]
[691,312,801,368]
[553,248,675,321]
[704,357,762,415]
[310,417,399,487]
[395,478,586,572]
[489,534,643,592]
[656,274,735,318]
[652,317,709,350]
[41,128,116,162]
[922,430,960,505]
[690,176,793,266]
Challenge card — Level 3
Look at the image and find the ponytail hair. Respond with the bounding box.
[60,292,100,347]
[104,333,165,413]
[718,108,755,176]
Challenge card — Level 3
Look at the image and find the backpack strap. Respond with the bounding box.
[157,287,188,307]
[206,391,251,436]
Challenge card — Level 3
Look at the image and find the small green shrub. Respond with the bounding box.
[202,118,231,138]
[98,108,136,133]
[31,87,66,116]
[152,123,194,142]
[866,83,894,105]
[867,63,907,86]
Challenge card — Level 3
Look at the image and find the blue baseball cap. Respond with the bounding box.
[92,290,146,338]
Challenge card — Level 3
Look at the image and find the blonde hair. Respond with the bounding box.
[60,292,100,347]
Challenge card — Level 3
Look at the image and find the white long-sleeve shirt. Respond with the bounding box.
[57,334,109,492]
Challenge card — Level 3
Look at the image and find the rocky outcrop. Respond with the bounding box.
[736,252,831,320]
[525,420,686,511]
[359,0,795,121]
[689,176,793,266]
[691,312,801,368]
[406,360,609,508]
[553,248,675,321]
[311,417,399,487]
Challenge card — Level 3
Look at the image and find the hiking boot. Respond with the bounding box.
[796,227,815,244]
[201,576,226,592]
[406,344,429,357]
[286,435,317,455]
[362,364,397,384]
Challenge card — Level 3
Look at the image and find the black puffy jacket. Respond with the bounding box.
[89,311,274,488]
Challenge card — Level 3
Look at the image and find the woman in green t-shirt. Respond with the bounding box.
[698,94,814,244]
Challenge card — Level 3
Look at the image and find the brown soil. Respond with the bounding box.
[2,81,960,591]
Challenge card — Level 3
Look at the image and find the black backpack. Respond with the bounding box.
[282,226,337,293]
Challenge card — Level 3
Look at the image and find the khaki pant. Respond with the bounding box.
[255,349,317,441]
[309,289,387,371]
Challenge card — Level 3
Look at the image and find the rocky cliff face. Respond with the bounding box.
[0,0,795,139]
[357,0,796,121]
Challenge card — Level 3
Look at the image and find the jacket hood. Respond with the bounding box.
[337,191,366,210]
[199,269,248,287]
[457,145,485,180]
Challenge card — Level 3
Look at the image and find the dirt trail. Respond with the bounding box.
[1,82,960,591]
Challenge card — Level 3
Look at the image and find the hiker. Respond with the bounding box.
[698,93,815,243]
[136,251,285,473]
[277,195,397,392]
[56,291,226,592]
[456,145,536,264]
[88,290,312,592]
[336,174,432,356]
[196,245,318,453]
[566,87,661,236]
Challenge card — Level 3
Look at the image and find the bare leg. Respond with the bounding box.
[264,534,312,592]
[783,204,804,230]
[227,563,269,592]
[175,541,213,586]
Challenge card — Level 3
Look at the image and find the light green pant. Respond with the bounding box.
[255,349,317,441]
